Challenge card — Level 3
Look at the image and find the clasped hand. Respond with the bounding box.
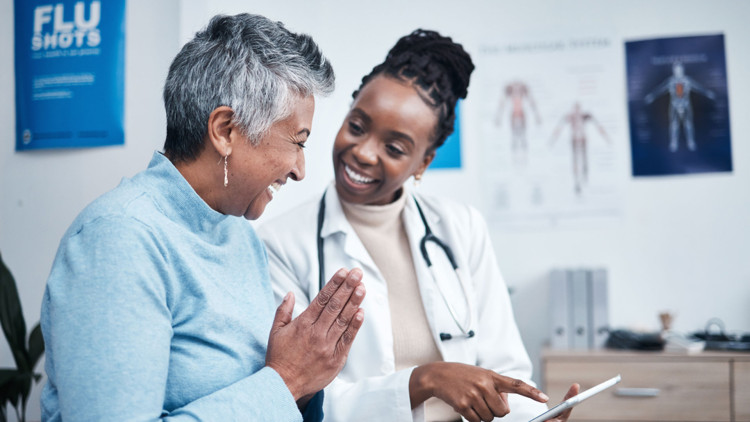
[266,267,365,401]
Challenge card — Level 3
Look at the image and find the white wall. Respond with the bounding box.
[181,0,750,385]
[1,0,749,419]
[0,0,181,420]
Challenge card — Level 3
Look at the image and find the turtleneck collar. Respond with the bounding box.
[136,151,232,233]
[338,188,408,228]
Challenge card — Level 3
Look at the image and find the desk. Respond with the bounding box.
[541,348,750,422]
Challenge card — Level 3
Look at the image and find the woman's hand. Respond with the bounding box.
[265,267,366,400]
[410,362,550,422]
[545,383,580,422]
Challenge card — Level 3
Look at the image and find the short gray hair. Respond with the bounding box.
[163,13,335,162]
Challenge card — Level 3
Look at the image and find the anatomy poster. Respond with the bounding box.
[14,0,126,150]
[474,35,624,230]
[625,34,732,176]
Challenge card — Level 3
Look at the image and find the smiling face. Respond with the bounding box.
[227,95,315,219]
[333,75,438,205]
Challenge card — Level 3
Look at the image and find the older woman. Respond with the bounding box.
[40,14,365,421]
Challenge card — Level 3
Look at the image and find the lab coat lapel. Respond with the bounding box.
[321,185,394,373]
[321,185,380,278]
[405,193,475,363]
[403,193,448,356]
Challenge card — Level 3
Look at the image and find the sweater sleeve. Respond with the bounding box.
[41,217,303,422]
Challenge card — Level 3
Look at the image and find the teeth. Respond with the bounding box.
[345,165,374,184]
[268,182,282,196]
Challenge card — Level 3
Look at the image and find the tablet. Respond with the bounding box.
[527,374,621,422]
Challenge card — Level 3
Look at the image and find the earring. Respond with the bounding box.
[413,174,422,188]
[223,154,229,187]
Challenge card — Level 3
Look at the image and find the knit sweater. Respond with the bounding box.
[40,151,322,421]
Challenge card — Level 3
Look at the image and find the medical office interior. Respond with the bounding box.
[1,0,749,421]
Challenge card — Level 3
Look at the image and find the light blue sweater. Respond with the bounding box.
[40,152,322,421]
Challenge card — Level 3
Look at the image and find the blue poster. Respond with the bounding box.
[625,34,732,176]
[430,100,462,169]
[14,0,126,150]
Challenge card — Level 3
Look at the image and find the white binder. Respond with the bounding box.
[569,269,590,349]
[549,269,569,349]
[588,268,609,349]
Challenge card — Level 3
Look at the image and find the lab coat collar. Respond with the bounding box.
[402,185,443,233]
[319,183,348,238]
[320,183,379,276]
[320,183,443,237]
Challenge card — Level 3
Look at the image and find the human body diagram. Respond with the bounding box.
[495,80,541,161]
[550,102,609,194]
[644,61,715,152]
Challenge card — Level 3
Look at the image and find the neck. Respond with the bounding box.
[171,151,224,214]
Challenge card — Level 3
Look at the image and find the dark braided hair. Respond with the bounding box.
[353,29,474,149]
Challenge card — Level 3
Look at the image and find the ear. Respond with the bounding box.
[206,106,238,157]
[415,150,436,178]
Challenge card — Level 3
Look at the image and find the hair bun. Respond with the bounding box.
[387,29,474,100]
[353,28,474,149]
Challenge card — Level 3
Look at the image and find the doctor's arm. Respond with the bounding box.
[467,206,580,420]
[409,362,549,422]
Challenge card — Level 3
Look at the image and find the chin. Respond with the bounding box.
[334,178,367,204]
[244,203,268,220]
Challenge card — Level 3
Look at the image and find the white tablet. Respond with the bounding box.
[527,374,621,422]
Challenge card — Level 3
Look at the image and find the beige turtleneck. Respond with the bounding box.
[340,192,460,422]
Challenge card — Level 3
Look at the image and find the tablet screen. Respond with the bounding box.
[527,374,621,422]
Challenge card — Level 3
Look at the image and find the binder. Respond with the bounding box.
[549,269,569,349]
[588,268,609,349]
[569,269,589,349]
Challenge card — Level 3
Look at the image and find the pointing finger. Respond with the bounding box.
[494,375,549,403]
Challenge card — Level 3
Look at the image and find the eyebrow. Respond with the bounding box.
[386,130,415,146]
[350,108,415,146]
[297,128,310,138]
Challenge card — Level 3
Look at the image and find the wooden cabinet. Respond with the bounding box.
[542,349,750,422]
[736,361,750,421]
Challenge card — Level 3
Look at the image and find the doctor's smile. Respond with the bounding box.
[343,164,376,185]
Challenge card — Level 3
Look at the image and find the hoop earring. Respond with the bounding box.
[413,174,422,188]
[223,155,229,187]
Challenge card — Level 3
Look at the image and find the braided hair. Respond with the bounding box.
[353,29,474,150]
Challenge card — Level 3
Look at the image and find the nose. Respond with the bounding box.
[352,137,378,166]
[289,149,305,181]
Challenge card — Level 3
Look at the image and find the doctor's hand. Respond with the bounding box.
[266,267,366,402]
[544,383,580,422]
[410,362,549,422]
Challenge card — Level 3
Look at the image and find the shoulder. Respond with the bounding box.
[257,194,320,241]
[67,180,155,237]
[412,192,484,228]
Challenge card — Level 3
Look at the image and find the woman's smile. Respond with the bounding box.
[344,164,376,185]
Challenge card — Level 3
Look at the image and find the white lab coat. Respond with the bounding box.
[258,184,548,422]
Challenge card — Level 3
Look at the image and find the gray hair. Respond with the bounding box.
[163,13,335,162]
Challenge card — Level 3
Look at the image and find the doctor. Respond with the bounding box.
[259,29,578,422]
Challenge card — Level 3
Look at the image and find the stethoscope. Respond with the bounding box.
[317,191,475,341]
